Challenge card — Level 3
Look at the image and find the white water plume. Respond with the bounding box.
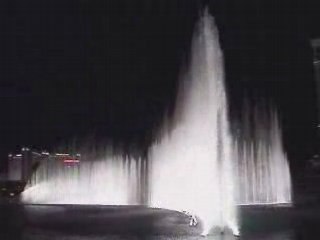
[21,7,292,238]
[234,103,292,205]
[22,155,146,205]
[148,9,238,236]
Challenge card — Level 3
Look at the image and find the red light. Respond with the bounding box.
[63,159,80,163]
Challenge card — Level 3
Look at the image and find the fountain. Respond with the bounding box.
[21,7,292,238]
[234,102,292,205]
[22,154,146,205]
[148,9,239,236]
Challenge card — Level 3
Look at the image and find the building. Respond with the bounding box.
[311,38,320,125]
[7,148,81,183]
[27,152,81,189]
[5,148,81,196]
[7,148,46,182]
[8,153,23,181]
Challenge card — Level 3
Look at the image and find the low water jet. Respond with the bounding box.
[22,155,146,205]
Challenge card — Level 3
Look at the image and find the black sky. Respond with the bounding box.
[0,0,319,169]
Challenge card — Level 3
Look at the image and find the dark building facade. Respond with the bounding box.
[8,148,47,182]
[311,38,320,125]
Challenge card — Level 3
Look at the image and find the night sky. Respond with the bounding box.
[0,0,319,170]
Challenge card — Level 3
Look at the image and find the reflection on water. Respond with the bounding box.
[21,231,294,240]
[21,233,294,240]
[240,231,294,240]
[0,204,318,240]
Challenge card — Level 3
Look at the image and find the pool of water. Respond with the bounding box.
[0,203,319,240]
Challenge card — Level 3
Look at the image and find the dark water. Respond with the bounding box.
[0,202,319,240]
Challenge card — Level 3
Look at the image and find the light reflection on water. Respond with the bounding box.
[2,204,318,240]
[21,231,295,240]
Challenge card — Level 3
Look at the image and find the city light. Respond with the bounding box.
[63,159,80,163]
[55,153,70,156]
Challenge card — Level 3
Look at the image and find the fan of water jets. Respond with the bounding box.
[148,9,238,236]
[234,102,292,205]
[22,152,147,205]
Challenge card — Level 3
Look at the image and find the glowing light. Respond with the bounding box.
[55,153,70,156]
[32,152,41,156]
[63,159,80,163]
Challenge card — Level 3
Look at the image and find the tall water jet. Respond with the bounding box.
[149,9,238,236]
[234,102,292,205]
